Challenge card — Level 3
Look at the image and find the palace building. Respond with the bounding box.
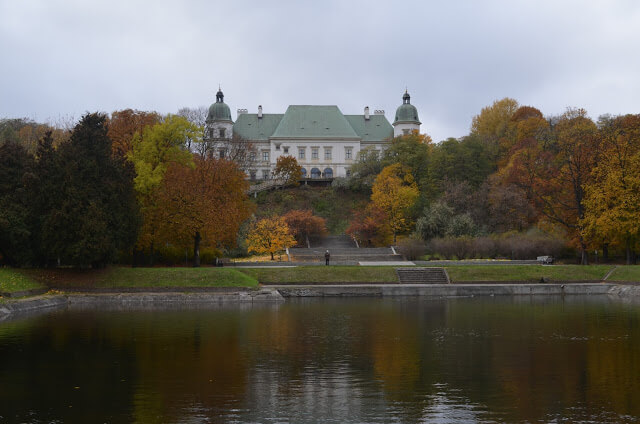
[204,89,420,180]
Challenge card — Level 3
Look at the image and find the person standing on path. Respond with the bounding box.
[325,250,330,266]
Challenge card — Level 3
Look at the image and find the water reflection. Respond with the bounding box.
[0,296,639,423]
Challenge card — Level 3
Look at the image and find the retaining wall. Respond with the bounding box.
[1,284,639,318]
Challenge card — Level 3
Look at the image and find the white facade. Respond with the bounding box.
[204,91,419,180]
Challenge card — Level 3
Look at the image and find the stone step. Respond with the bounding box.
[396,268,450,284]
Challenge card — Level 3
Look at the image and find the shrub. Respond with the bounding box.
[396,237,426,260]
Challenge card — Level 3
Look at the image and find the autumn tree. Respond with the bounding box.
[371,163,420,244]
[272,155,302,186]
[382,132,433,201]
[283,209,327,247]
[500,108,600,263]
[157,157,253,266]
[108,109,161,157]
[471,97,519,163]
[1,118,68,153]
[346,204,392,247]
[128,115,198,260]
[582,114,640,263]
[246,216,296,260]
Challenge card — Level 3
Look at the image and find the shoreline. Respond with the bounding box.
[3,283,640,318]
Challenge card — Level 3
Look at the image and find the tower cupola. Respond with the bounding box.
[393,90,421,137]
[205,87,233,142]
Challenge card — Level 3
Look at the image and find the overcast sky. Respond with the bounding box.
[1,0,639,142]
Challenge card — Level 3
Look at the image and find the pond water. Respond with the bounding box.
[1,296,639,423]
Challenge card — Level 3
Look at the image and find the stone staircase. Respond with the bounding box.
[247,178,286,196]
[396,268,450,284]
[289,247,404,263]
[289,235,405,263]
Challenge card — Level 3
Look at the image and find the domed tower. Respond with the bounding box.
[393,90,421,137]
[205,88,233,140]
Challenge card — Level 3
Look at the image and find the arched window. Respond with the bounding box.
[301,167,307,177]
[323,168,333,178]
[310,168,321,179]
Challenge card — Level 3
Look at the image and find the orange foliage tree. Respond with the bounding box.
[283,209,327,247]
[500,109,600,263]
[157,157,253,266]
[246,216,296,260]
[272,155,302,186]
[108,109,161,157]
[346,204,392,247]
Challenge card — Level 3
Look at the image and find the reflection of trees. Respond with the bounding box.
[2,298,640,422]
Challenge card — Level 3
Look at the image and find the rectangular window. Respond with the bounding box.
[345,147,352,160]
[262,151,269,162]
[298,147,305,160]
[249,152,256,161]
[219,149,226,159]
[283,146,289,154]
[324,148,332,160]
[219,128,226,138]
[312,148,319,159]
[262,170,270,180]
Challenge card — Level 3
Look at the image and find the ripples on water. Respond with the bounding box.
[1,296,639,423]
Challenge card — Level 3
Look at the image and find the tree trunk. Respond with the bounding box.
[626,238,633,265]
[149,241,155,266]
[580,245,589,265]
[602,242,609,262]
[270,252,274,260]
[193,231,201,267]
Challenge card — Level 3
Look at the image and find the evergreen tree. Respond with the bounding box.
[36,113,139,267]
[0,141,35,265]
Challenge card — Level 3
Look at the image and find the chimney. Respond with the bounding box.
[258,105,263,119]
[364,106,370,120]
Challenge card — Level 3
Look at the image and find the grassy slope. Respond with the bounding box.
[253,185,368,234]
[445,265,614,282]
[238,266,399,284]
[0,268,46,293]
[607,265,640,282]
[26,267,259,289]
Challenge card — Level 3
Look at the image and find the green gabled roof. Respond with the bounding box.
[271,105,360,139]
[233,114,283,141]
[344,114,393,142]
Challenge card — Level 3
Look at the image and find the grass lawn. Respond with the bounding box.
[0,268,47,293]
[25,267,259,289]
[238,266,400,284]
[607,266,640,282]
[445,265,614,282]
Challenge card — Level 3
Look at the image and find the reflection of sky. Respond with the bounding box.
[420,388,485,424]
[240,362,386,423]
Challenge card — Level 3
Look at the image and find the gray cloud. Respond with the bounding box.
[1,0,639,141]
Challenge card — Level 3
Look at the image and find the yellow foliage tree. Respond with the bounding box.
[246,216,296,260]
[371,163,419,244]
[582,114,640,263]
